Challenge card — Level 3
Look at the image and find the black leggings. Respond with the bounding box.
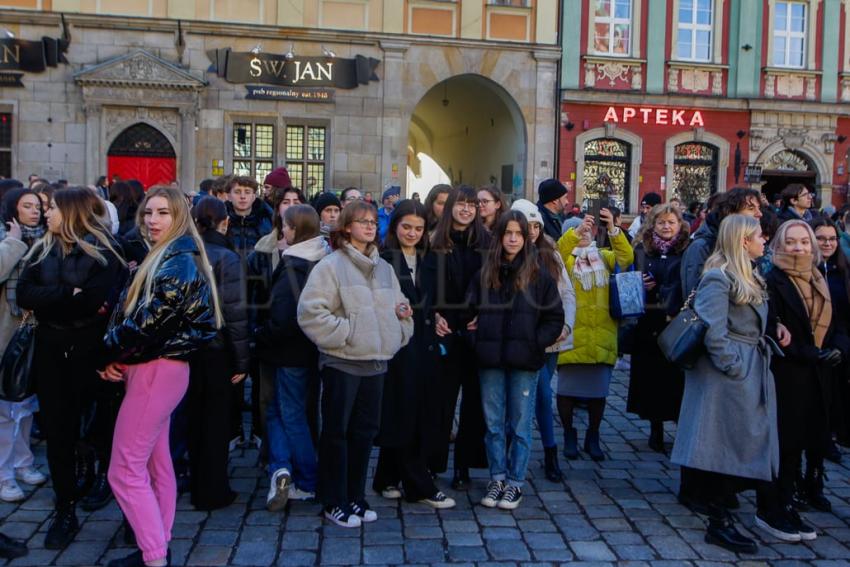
[556,396,606,432]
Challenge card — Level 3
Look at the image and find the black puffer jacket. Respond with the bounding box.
[102,234,218,365]
[18,233,128,342]
[466,255,564,371]
[226,199,274,256]
[199,230,251,374]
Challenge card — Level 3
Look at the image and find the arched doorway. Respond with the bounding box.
[760,149,817,204]
[107,123,177,189]
[671,142,719,204]
[582,138,632,211]
[407,74,526,199]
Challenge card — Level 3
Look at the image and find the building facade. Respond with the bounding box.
[0,0,561,199]
[558,0,850,213]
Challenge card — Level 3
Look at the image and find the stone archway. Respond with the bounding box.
[406,74,527,199]
[107,122,177,188]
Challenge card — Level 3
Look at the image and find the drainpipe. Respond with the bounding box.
[552,0,564,183]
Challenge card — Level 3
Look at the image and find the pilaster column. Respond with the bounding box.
[180,106,197,193]
[379,40,410,193]
[532,50,562,198]
[83,102,102,186]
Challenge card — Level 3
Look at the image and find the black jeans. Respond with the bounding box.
[187,349,236,510]
[80,375,124,472]
[374,444,437,502]
[318,367,384,508]
[33,331,93,508]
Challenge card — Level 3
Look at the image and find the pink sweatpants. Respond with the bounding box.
[108,358,189,563]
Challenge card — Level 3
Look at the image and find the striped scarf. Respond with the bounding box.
[571,242,608,291]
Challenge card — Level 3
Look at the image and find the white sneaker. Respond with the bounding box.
[288,486,316,501]
[349,501,378,522]
[380,486,402,499]
[266,468,291,512]
[419,491,456,509]
[481,480,505,508]
[15,466,47,486]
[0,480,24,502]
[325,505,361,528]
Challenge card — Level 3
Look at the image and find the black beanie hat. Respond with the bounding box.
[538,178,567,204]
[314,192,342,216]
[641,192,662,207]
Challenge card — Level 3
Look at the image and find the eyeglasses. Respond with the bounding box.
[478,198,495,205]
[816,236,838,243]
[455,202,478,211]
[798,191,811,198]
[344,195,362,202]
[352,219,378,227]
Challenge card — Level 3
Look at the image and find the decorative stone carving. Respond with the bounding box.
[779,128,808,150]
[842,76,850,102]
[776,74,805,97]
[597,61,630,86]
[680,68,709,92]
[765,76,775,98]
[750,128,767,152]
[821,133,838,155]
[630,66,642,90]
[74,50,206,91]
[710,71,723,95]
[104,107,180,145]
[667,68,678,92]
[584,62,597,88]
[805,76,816,100]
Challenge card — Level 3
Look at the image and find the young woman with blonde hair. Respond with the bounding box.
[17,187,127,549]
[671,214,782,554]
[97,186,221,567]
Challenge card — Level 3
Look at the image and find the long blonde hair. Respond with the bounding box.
[124,186,223,328]
[703,214,766,305]
[29,186,125,267]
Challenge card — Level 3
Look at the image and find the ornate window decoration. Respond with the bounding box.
[592,0,633,56]
[676,0,713,62]
[773,1,807,68]
[108,123,175,158]
[765,149,812,171]
[582,138,632,211]
[232,122,275,185]
[672,142,718,204]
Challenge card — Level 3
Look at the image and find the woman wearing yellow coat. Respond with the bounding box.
[556,208,633,461]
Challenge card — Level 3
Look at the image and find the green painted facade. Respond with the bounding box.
[646,0,667,94]
[822,0,841,103]
[728,0,763,98]
[561,0,582,90]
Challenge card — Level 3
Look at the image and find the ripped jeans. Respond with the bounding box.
[479,368,538,488]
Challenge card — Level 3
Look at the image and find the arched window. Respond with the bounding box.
[672,142,718,204]
[583,138,632,210]
[108,123,175,158]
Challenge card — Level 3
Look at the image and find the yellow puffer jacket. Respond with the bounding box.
[557,228,634,366]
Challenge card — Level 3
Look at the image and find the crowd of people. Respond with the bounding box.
[0,170,846,564]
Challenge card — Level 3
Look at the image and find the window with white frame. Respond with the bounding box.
[677,0,713,61]
[773,1,807,68]
[593,0,632,56]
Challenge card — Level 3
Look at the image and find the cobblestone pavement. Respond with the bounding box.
[2,366,850,566]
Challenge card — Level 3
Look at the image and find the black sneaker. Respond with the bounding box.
[107,548,171,567]
[755,510,802,542]
[497,485,523,510]
[785,507,817,541]
[80,473,113,512]
[324,505,361,528]
[0,533,27,560]
[44,508,79,549]
[419,491,456,509]
[705,516,758,554]
[349,500,377,522]
[480,480,504,508]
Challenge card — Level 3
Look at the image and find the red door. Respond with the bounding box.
[107,123,177,190]
[107,156,176,190]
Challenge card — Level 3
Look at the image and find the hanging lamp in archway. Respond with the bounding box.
[107,123,177,189]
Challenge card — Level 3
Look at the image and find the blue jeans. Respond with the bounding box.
[479,368,538,488]
[266,367,317,492]
[535,353,558,449]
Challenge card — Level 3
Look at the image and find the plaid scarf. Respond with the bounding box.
[571,242,608,291]
[5,225,46,317]
[773,251,832,348]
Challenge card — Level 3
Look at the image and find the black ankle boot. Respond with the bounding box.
[74,450,95,500]
[451,468,470,491]
[0,533,27,559]
[563,428,578,460]
[648,422,666,454]
[45,506,79,550]
[81,472,112,512]
[705,513,757,554]
[543,446,563,482]
[583,430,605,461]
[805,465,832,512]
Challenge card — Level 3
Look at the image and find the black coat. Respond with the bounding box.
[117,226,149,266]
[627,240,687,422]
[199,231,250,374]
[466,256,564,371]
[226,199,274,256]
[102,235,218,366]
[18,234,128,349]
[255,253,320,368]
[537,202,563,242]
[375,249,443,450]
[820,257,850,446]
[767,268,850,450]
[246,245,275,332]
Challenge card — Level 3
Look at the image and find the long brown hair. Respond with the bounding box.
[283,204,320,245]
[482,211,538,291]
[124,186,222,327]
[535,233,561,281]
[477,185,507,229]
[331,201,377,251]
[430,185,487,253]
[30,186,124,266]
[424,184,451,229]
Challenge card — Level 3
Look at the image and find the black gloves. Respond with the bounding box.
[818,348,843,367]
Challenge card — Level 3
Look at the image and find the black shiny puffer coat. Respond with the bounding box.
[102,234,218,365]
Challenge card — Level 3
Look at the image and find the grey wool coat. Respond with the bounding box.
[670,268,779,482]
